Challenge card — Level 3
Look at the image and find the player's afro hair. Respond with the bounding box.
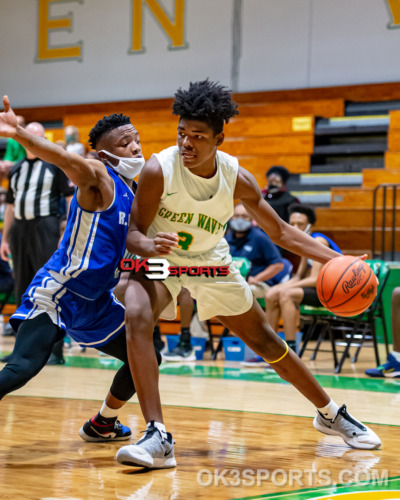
[172,79,239,134]
[88,113,131,150]
[289,203,317,225]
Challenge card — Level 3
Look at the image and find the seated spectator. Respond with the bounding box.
[226,202,292,299]
[262,165,299,223]
[366,287,400,378]
[64,125,85,157]
[265,204,342,354]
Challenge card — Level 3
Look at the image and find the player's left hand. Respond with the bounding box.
[0,96,18,138]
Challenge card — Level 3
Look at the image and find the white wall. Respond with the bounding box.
[1,0,400,107]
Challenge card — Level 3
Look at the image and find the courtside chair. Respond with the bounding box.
[332,260,390,373]
[298,305,339,369]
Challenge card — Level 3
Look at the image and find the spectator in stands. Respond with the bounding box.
[263,165,299,223]
[226,203,292,298]
[265,204,341,354]
[64,125,85,157]
[365,287,400,378]
[159,288,196,362]
[226,202,292,367]
[0,122,75,353]
[0,115,26,179]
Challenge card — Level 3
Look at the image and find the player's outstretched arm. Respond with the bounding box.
[0,96,103,190]
[234,167,341,264]
[126,156,178,257]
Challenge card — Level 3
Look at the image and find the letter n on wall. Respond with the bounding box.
[130,0,188,53]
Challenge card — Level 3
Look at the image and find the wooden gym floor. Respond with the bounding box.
[0,334,399,500]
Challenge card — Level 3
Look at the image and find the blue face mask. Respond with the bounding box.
[230,218,252,233]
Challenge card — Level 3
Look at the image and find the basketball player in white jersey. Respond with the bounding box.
[116,80,381,469]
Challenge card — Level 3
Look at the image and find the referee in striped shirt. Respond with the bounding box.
[0,122,75,312]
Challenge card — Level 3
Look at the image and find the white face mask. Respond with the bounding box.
[100,150,145,179]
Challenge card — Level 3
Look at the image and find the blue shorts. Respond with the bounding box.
[10,268,125,347]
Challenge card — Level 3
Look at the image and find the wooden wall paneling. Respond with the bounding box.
[362,168,400,187]
[226,116,315,137]
[315,207,400,228]
[222,136,314,156]
[238,99,344,119]
[331,186,400,208]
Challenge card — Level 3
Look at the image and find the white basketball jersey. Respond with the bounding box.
[147,146,239,254]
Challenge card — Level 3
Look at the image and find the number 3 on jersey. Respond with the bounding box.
[177,231,194,251]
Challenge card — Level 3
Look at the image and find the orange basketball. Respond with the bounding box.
[316,256,378,317]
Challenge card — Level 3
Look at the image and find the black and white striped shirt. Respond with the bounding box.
[6,158,75,220]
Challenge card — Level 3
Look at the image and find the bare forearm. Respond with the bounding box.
[126,230,155,257]
[254,263,284,283]
[270,224,339,264]
[14,126,70,168]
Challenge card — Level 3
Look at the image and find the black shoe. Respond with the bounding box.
[162,341,196,362]
[46,353,65,365]
[2,323,16,337]
[79,416,132,442]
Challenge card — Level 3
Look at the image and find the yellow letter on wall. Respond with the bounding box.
[131,0,187,53]
[37,0,82,61]
[386,0,400,28]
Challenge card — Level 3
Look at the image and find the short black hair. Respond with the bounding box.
[289,203,317,225]
[88,113,131,150]
[266,165,290,184]
[172,79,239,135]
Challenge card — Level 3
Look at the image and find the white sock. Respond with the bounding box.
[150,421,168,438]
[99,401,118,419]
[317,399,340,420]
[391,351,400,362]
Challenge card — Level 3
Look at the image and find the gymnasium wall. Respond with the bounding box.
[1,0,400,108]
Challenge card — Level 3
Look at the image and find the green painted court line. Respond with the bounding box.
[157,363,400,395]
[232,476,400,500]
[2,351,399,394]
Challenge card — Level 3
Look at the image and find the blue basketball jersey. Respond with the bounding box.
[44,166,133,300]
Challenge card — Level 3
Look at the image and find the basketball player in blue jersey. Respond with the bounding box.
[115,80,381,469]
[0,96,162,442]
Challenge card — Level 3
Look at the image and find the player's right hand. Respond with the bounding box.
[0,96,18,138]
[151,232,179,256]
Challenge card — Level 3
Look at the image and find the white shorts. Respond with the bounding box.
[249,282,270,299]
[160,239,253,321]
